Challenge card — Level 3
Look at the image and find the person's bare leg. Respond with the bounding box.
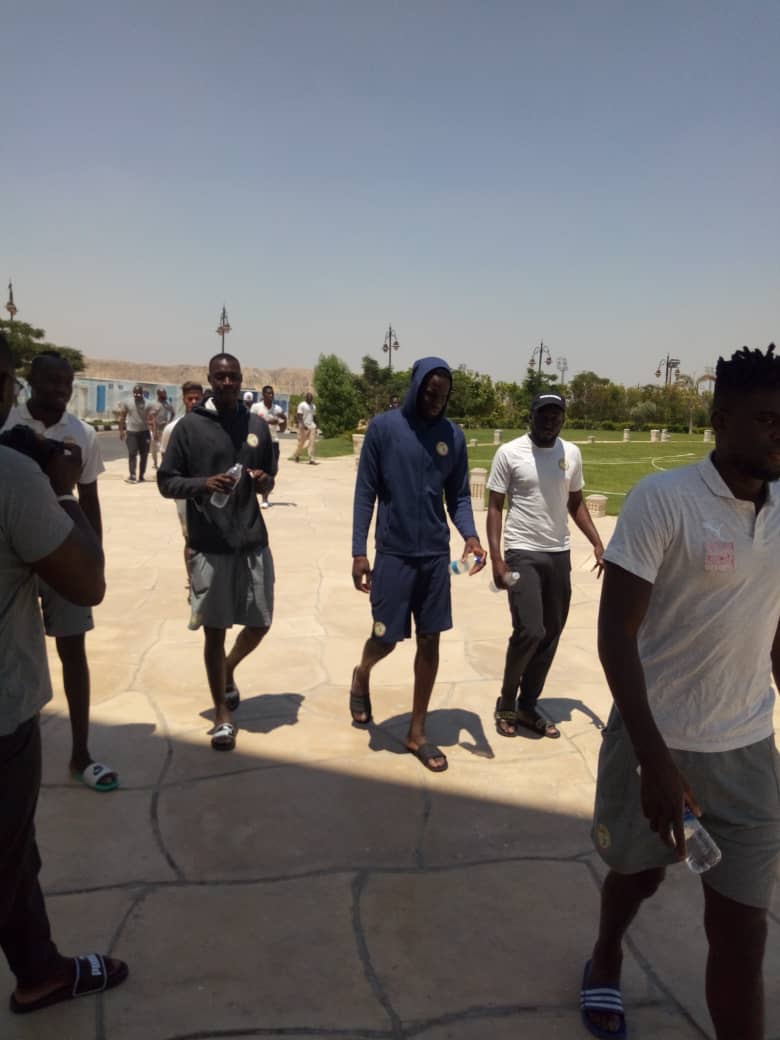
[55,635,94,775]
[350,635,395,722]
[704,882,767,1040]
[225,626,269,688]
[203,626,232,726]
[586,867,665,1035]
[405,632,445,769]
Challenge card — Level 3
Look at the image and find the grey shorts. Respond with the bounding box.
[37,580,93,638]
[592,708,780,909]
[188,546,274,630]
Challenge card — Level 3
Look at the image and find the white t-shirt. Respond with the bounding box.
[2,403,105,485]
[487,434,584,551]
[0,448,73,733]
[251,401,285,443]
[297,400,316,429]
[161,416,187,529]
[604,456,780,753]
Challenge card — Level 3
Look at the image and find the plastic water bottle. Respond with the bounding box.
[489,571,520,592]
[450,553,483,575]
[210,463,243,508]
[683,807,722,874]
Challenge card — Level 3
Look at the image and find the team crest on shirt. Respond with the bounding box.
[558,458,568,470]
[246,433,259,448]
[596,823,611,849]
[373,621,386,637]
[436,441,449,456]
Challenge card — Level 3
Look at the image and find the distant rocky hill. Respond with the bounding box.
[83,358,314,394]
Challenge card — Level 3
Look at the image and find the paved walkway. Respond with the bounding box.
[3,452,779,1040]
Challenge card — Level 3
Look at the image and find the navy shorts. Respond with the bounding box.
[369,553,452,643]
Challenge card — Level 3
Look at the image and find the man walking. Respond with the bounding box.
[486,391,604,739]
[160,380,203,590]
[251,384,287,507]
[149,386,174,471]
[350,357,486,773]
[118,383,154,483]
[582,345,780,1040]
[291,390,317,464]
[158,353,277,752]
[1,351,118,792]
[0,333,128,1013]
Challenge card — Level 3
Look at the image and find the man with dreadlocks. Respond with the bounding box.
[581,345,780,1040]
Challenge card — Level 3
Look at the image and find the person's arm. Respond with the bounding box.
[771,617,780,691]
[351,423,381,592]
[157,423,220,500]
[444,433,486,572]
[487,491,512,587]
[30,448,105,606]
[598,563,698,858]
[277,407,287,434]
[568,490,605,575]
[247,420,276,495]
[118,404,127,441]
[76,480,102,541]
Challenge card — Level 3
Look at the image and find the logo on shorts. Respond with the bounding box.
[596,823,611,850]
[558,458,568,470]
[247,433,259,448]
[436,441,449,456]
[373,621,386,637]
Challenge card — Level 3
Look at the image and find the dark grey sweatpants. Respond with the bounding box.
[500,549,571,710]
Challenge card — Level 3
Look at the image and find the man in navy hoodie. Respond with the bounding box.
[158,353,276,752]
[350,357,487,772]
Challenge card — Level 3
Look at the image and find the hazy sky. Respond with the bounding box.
[3,2,778,385]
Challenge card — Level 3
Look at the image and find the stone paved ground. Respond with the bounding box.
[2,452,779,1040]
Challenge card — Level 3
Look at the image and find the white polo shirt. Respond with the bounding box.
[297,400,316,430]
[2,403,105,485]
[604,455,780,753]
[487,434,584,551]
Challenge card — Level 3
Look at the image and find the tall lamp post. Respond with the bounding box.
[654,354,680,387]
[555,355,568,389]
[528,340,552,392]
[382,323,400,373]
[216,305,232,352]
[5,279,17,323]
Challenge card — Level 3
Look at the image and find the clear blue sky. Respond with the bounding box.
[4,1,778,386]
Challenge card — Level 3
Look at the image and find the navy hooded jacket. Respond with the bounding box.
[352,356,478,558]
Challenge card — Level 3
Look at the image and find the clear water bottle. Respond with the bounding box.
[683,807,721,874]
[450,553,483,575]
[489,571,520,592]
[210,463,243,508]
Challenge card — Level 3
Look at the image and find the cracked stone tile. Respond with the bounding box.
[415,1004,704,1038]
[104,878,389,1039]
[37,788,177,890]
[41,692,166,789]
[0,887,140,1040]
[159,755,422,880]
[422,755,594,865]
[361,860,659,1022]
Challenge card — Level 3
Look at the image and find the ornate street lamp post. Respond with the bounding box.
[528,340,552,392]
[382,323,400,373]
[5,279,17,323]
[216,305,232,352]
[654,354,680,387]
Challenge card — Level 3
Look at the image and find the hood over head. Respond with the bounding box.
[402,356,453,426]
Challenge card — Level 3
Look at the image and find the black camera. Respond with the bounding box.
[0,424,66,470]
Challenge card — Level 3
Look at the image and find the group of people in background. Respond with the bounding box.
[0,333,778,1040]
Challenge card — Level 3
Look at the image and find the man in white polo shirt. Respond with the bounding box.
[1,351,118,793]
[486,391,604,739]
[251,384,287,507]
[583,345,780,1040]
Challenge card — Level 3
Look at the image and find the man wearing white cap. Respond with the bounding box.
[486,391,604,739]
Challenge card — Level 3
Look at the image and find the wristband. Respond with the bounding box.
[56,494,78,503]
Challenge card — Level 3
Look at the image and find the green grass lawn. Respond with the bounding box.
[319,427,711,515]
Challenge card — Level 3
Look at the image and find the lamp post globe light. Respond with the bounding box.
[382,323,400,374]
[216,305,232,352]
